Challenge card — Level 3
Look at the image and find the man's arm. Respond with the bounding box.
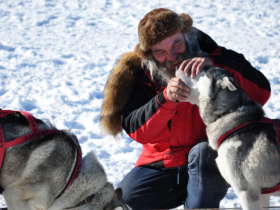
[209,47,271,105]
[197,29,271,105]
[122,87,178,143]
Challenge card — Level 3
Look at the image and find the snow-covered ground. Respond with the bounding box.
[0,0,279,208]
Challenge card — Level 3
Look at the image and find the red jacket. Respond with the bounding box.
[121,30,271,168]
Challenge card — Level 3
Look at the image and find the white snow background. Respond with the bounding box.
[0,0,280,208]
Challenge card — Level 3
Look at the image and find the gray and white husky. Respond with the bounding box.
[176,67,280,210]
[0,110,127,210]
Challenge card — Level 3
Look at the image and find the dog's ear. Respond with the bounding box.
[216,76,237,91]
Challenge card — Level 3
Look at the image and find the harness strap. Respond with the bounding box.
[216,118,274,148]
[262,183,280,194]
[0,110,16,118]
[0,110,23,170]
[0,128,60,171]
[4,130,59,148]
[216,117,280,194]
[20,111,39,133]
[0,127,5,171]
[55,143,82,199]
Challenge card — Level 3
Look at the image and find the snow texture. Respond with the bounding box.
[0,0,280,208]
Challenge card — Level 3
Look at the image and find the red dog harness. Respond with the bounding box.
[0,110,82,197]
[216,117,280,194]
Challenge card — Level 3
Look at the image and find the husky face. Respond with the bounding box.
[176,67,244,124]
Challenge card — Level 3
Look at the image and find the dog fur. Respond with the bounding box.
[176,67,280,210]
[0,111,128,210]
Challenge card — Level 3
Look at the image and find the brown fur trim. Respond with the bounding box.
[179,13,193,29]
[134,43,152,59]
[100,51,142,136]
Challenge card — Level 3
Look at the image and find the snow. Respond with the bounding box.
[0,0,280,208]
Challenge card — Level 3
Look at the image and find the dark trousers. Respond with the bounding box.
[117,142,229,210]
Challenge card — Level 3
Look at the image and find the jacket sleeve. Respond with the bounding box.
[196,29,271,105]
[122,85,178,143]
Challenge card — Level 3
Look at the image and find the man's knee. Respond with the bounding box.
[117,176,140,208]
[116,187,139,209]
[188,141,217,174]
[187,141,228,192]
[186,142,229,208]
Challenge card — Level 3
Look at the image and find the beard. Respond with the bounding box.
[147,51,191,87]
[153,63,175,86]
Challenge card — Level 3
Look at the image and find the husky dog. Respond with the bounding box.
[0,110,127,210]
[176,67,280,210]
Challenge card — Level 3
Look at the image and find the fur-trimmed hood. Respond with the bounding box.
[100,51,143,136]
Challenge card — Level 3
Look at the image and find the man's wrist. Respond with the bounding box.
[163,88,178,103]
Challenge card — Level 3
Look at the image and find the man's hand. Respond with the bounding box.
[178,57,213,78]
[166,77,190,102]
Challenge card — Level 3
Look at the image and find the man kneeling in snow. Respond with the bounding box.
[100,8,271,209]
